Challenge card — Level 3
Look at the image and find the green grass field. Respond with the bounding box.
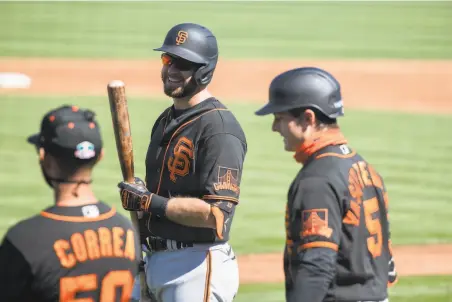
[1,96,451,254]
[1,1,451,300]
[236,275,452,302]
[1,2,452,59]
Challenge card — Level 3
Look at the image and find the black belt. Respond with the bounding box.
[145,237,194,252]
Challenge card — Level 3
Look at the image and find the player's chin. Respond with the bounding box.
[171,87,185,98]
[284,140,297,152]
[284,144,295,152]
[163,84,184,98]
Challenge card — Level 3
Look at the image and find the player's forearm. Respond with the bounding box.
[165,197,216,228]
[293,248,336,301]
[119,183,217,229]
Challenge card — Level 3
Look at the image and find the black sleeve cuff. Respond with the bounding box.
[148,194,169,218]
[293,247,337,301]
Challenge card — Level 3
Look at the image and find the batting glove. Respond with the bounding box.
[118,177,153,212]
[388,256,398,286]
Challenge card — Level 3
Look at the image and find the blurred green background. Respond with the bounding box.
[1,1,452,58]
[1,1,452,301]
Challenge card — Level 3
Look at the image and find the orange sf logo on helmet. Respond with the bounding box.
[175,31,188,45]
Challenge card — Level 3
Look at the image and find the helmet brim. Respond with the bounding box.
[256,100,345,118]
[27,133,40,146]
[154,45,207,65]
[255,102,298,116]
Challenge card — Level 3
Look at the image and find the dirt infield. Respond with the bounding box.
[1,58,452,114]
[1,58,452,283]
[238,244,452,284]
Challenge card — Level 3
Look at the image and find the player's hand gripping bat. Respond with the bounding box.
[107,80,152,301]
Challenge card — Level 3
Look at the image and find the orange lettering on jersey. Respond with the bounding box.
[112,227,124,257]
[124,229,136,261]
[347,161,386,258]
[54,239,76,269]
[364,197,383,257]
[342,200,360,226]
[351,163,365,189]
[60,274,97,301]
[348,165,363,202]
[301,209,333,239]
[167,137,194,183]
[71,233,88,263]
[84,229,101,260]
[368,164,383,190]
[53,228,136,268]
[98,227,113,257]
[358,161,373,187]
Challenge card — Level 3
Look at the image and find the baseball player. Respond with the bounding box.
[118,23,247,302]
[0,105,141,301]
[255,67,398,302]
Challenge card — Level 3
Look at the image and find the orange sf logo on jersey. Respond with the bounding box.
[167,137,194,182]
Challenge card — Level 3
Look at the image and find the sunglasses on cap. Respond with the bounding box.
[161,53,198,71]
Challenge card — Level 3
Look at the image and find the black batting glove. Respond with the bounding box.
[118,177,153,212]
[388,256,398,286]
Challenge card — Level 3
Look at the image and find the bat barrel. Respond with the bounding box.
[107,80,150,300]
[107,81,135,183]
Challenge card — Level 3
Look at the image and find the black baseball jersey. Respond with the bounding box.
[140,97,247,243]
[0,201,140,302]
[284,142,397,302]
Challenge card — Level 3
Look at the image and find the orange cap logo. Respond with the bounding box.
[175,30,188,45]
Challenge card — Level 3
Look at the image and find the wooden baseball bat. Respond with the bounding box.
[107,80,150,301]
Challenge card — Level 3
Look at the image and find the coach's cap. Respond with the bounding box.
[27,105,103,160]
[255,67,344,119]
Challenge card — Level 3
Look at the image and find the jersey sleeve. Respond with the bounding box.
[0,237,33,301]
[198,133,246,208]
[290,177,342,301]
[295,177,342,251]
[197,133,246,240]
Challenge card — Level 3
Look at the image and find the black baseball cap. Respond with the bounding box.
[27,105,103,161]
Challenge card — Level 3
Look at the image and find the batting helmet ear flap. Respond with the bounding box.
[193,60,216,86]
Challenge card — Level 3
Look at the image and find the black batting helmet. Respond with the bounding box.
[154,23,218,86]
[255,67,344,119]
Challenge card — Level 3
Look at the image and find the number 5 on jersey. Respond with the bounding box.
[60,270,133,302]
[363,197,382,258]
[345,161,386,258]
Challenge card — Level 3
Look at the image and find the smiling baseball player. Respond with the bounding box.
[118,23,247,302]
[255,67,398,302]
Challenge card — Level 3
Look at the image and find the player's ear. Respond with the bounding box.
[39,147,45,161]
[302,109,317,127]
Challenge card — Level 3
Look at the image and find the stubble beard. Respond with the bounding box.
[163,77,186,98]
